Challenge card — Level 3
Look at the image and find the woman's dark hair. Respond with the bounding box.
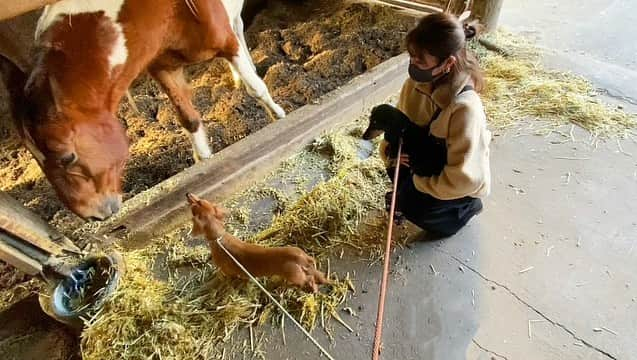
[406,13,484,92]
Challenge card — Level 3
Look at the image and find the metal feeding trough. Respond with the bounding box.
[41,252,124,327]
[0,192,124,328]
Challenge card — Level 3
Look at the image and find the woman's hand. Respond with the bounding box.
[399,154,410,167]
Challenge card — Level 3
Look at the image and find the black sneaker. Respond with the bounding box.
[393,211,406,225]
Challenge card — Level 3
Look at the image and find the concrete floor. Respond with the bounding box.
[253,123,636,360]
[500,0,637,105]
[254,2,637,359]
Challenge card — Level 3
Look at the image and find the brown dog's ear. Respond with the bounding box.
[190,218,205,237]
[214,205,228,220]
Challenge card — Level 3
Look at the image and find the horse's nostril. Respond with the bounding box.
[110,199,121,214]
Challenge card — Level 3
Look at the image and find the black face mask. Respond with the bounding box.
[408,63,441,83]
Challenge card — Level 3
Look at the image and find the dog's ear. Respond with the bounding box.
[190,216,205,237]
[214,205,228,220]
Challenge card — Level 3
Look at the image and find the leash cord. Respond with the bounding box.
[372,139,403,359]
[215,236,336,360]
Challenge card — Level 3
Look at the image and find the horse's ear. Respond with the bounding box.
[0,54,28,123]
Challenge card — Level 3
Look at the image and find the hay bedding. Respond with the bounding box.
[471,30,637,137]
[80,120,391,360]
[0,0,415,230]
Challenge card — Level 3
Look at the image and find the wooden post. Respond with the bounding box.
[472,0,503,32]
[0,0,59,22]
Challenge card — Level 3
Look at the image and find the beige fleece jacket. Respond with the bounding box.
[379,74,491,200]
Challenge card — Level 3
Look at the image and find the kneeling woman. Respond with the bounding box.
[380,13,491,238]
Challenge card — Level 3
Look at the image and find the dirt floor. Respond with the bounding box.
[0,295,79,360]
[0,0,415,233]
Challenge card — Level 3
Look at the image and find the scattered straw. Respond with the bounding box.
[471,30,636,138]
[519,266,534,274]
[601,326,618,336]
[80,121,393,359]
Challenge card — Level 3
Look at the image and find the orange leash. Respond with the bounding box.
[372,139,403,360]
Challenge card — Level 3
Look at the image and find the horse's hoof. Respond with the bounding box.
[193,148,213,162]
[194,153,212,163]
[270,104,286,120]
[189,127,212,161]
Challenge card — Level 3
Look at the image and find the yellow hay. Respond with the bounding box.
[80,122,388,359]
[473,30,636,137]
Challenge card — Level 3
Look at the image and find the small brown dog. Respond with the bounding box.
[187,193,330,292]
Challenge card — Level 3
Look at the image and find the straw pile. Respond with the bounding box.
[80,121,391,359]
[472,30,636,137]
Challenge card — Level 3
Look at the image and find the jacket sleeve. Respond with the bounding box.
[412,105,484,200]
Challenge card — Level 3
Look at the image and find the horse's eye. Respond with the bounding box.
[58,152,78,168]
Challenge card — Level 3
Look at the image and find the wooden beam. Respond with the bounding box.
[104,54,411,247]
[0,0,58,22]
[448,0,470,14]
[471,0,503,32]
[0,192,80,255]
[372,0,443,14]
[0,240,42,275]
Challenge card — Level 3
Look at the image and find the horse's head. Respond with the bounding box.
[35,109,129,220]
[1,53,129,220]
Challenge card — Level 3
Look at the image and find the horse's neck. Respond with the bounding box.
[34,10,139,113]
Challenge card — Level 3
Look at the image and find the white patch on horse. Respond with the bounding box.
[219,0,285,119]
[36,0,128,72]
[108,23,128,71]
[189,126,212,161]
[230,55,286,119]
[220,0,245,22]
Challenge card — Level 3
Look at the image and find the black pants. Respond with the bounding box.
[387,167,483,237]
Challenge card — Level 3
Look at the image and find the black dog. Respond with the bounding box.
[362,104,446,177]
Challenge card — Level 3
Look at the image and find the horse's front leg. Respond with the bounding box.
[149,64,212,161]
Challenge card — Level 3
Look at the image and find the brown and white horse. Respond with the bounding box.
[0,0,284,220]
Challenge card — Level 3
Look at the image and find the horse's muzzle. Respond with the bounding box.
[89,195,122,221]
